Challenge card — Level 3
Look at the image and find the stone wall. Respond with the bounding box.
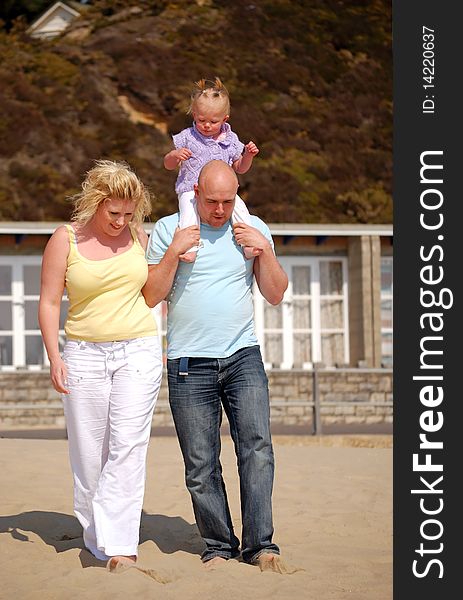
[0,369,392,430]
[267,369,393,431]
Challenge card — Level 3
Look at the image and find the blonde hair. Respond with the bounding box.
[70,160,152,226]
[188,77,231,116]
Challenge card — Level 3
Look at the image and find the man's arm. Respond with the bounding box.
[253,246,288,305]
[142,225,200,308]
[233,223,288,305]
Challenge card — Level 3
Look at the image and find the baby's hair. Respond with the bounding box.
[188,77,231,116]
[70,159,152,226]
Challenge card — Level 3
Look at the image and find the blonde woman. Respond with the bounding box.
[38,160,187,571]
[163,77,262,261]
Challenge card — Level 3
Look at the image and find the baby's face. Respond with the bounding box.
[193,105,229,138]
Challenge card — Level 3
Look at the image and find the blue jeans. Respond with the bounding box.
[167,345,280,563]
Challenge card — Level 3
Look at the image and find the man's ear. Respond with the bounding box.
[194,183,199,197]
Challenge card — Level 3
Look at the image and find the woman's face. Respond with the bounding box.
[94,197,136,236]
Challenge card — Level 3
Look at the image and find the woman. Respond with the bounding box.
[39,160,162,571]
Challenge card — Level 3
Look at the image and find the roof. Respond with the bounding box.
[0,222,393,237]
[27,1,80,37]
[266,223,393,237]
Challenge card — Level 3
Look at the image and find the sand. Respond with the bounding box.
[0,435,392,600]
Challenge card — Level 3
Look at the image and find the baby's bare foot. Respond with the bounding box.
[243,246,263,259]
[179,251,197,263]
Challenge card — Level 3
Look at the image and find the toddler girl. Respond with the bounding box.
[163,77,262,261]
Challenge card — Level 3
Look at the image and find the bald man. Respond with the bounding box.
[144,160,288,571]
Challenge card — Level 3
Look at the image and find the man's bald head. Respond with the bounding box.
[194,161,239,227]
[197,160,238,190]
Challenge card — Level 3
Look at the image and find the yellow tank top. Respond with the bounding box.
[64,224,157,342]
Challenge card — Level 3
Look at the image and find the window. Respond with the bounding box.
[380,257,393,367]
[0,264,13,366]
[254,257,349,368]
[0,257,67,369]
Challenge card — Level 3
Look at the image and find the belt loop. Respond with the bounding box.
[179,357,189,376]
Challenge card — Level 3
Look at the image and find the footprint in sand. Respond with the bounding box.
[134,566,172,584]
[107,560,172,584]
[257,554,304,575]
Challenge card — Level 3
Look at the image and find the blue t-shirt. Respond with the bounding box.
[146,213,274,359]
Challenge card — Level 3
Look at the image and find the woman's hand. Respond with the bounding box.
[49,356,69,394]
[171,225,201,256]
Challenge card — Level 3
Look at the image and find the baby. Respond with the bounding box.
[163,77,262,261]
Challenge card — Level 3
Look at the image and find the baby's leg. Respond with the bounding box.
[232,195,262,259]
[178,191,202,262]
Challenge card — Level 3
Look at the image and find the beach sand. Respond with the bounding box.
[0,435,392,600]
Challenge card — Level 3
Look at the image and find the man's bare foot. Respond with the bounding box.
[203,556,228,570]
[255,553,301,574]
[106,555,137,574]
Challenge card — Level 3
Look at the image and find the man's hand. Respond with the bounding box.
[233,223,269,251]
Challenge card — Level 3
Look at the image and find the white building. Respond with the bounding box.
[0,222,392,371]
[27,1,80,40]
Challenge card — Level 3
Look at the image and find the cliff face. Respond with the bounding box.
[0,0,392,223]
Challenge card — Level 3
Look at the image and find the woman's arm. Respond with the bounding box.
[38,225,70,393]
[142,225,201,307]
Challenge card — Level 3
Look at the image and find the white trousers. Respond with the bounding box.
[62,336,162,560]
[178,190,252,229]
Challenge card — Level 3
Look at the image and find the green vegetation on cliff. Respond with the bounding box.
[0,0,392,223]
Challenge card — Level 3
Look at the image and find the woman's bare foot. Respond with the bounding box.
[203,556,228,570]
[106,555,137,574]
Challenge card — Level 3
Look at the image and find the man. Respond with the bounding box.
[144,160,288,571]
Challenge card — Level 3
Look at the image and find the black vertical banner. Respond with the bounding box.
[394,2,462,597]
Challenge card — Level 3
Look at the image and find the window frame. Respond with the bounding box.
[254,256,350,369]
[380,256,393,367]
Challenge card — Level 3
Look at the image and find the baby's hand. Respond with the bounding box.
[175,147,193,161]
[244,141,259,156]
